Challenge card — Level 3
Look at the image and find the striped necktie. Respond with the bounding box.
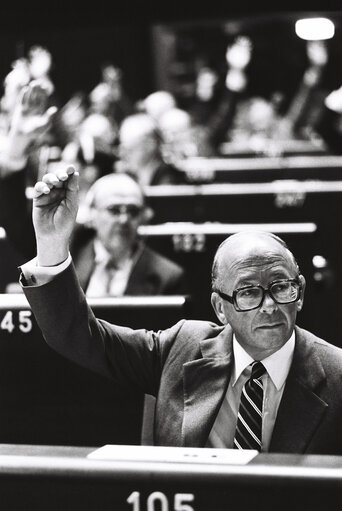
[234,361,266,451]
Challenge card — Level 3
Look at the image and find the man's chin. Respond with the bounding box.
[256,327,290,347]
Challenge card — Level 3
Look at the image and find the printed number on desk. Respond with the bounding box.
[0,310,33,333]
[127,492,195,511]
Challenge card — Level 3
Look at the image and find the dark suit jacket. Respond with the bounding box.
[71,226,186,295]
[149,162,186,186]
[23,263,342,454]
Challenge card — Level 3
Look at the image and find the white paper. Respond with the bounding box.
[87,444,258,465]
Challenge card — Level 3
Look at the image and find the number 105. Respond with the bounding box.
[127,491,195,511]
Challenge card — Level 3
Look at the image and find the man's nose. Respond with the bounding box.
[116,211,130,223]
[259,291,278,313]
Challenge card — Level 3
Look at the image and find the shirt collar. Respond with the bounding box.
[232,330,295,390]
[93,238,111,265]
[93,238,144,268]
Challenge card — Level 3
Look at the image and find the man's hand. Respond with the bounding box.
[32,165,79,266]
[0,79,57,174]
[10,78,57,137]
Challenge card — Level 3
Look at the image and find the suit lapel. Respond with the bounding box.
[126,245,160,295]
[270,326,328,453]
[182,325,234,446]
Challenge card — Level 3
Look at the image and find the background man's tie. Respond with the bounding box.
[234,361,266,450]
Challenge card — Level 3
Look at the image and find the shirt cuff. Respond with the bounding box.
[20,253,72,287]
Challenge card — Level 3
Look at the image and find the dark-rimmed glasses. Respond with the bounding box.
[216,277,302,312]
[103,204,143,219]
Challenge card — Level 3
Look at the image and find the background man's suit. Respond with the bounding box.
[71,225,185,295]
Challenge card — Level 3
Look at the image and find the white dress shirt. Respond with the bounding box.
[20,254,72,287]
[86,239,136,297]
[207,332,295,451]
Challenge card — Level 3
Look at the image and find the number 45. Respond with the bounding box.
[0,310,32,333]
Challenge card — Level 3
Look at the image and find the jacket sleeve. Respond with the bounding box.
[22,262,185,395]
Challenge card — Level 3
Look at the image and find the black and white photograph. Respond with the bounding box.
[0,2,341,509]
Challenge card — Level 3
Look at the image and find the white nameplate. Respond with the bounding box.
[87,444,258,465]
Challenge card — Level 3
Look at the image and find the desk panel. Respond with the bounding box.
[177,155,342,183]
[145,181,342,226]
[0,444,340,511]
[0,295,189,447]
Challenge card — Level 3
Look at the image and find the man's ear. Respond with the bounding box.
[296,274,306,311]
[83,205,97,229]
[211,292,229,325]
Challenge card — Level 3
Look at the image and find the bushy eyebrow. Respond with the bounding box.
[233,267,294,288]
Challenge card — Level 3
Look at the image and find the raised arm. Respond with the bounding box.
[1,78,57,175]
[23,163,175,392]
[0,80,58,259]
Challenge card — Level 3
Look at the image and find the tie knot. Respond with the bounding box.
[251,361,266,380]
[105,258,118,271]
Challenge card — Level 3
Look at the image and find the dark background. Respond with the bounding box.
[1,2,341,106]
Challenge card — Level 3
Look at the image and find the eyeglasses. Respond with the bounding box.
[217,277,302,312]
[103,204,143,219]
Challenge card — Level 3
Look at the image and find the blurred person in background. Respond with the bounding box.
[142,90,177,124]
[0,58,31,136]
[62,111,118,180]
[158,106,213,162]
[27,45,55,98]
[90,61,134,126]
[53,91,88,149]
[73,172,186,296]
[315,84,342,154]
[187,35,253,155]
[271,39,330,148]
[116,112,185,186]
[0,45,62,187]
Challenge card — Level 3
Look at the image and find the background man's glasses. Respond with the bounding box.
[103,204,143,219]
[217,277,302,312]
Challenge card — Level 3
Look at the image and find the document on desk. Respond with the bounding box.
[87,445,258,465]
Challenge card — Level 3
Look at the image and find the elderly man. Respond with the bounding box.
[20,166,342,454]
[71,172,186,296]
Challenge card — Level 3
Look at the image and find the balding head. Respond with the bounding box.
[119,113,158,146]
[210,230,305,359]
[86,172,145,210]
[211,231,300,292]
[84,172,149,259]
[143,90,176,121]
